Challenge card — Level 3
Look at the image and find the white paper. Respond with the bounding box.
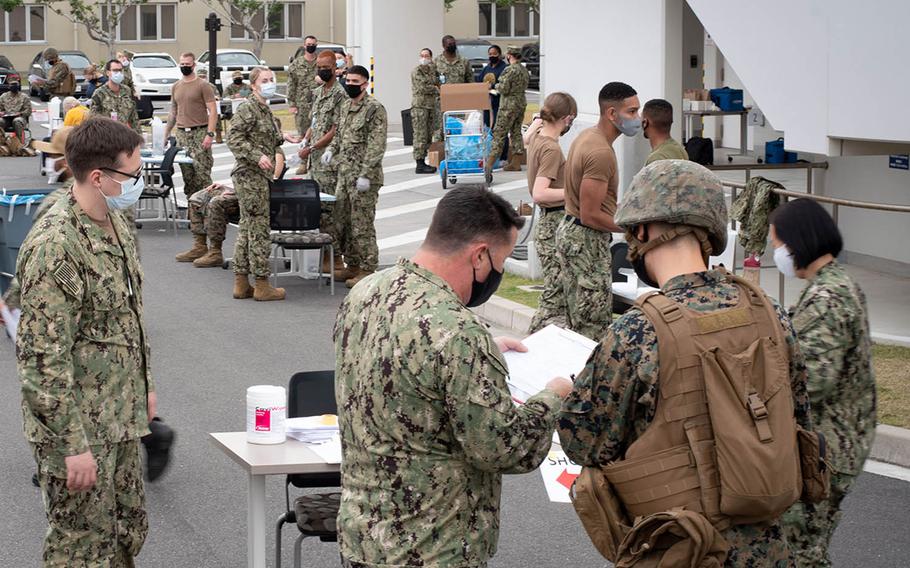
[502,325,597,399]
[305,435,342,465]
[539,448,582,503]
[1,304,19,342]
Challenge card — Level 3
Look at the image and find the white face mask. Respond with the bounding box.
[419,57,431,65]
[259,81,277,98]
[773,245,798,278]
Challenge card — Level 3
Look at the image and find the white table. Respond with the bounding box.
[210,432,340,568]
[140,152,194,165]
[682,107,752,159]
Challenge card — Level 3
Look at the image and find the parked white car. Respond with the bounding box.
[196,49,266,93]
[131,53,181,98]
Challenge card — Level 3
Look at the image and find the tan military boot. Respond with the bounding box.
[322,253,344,274]
[345,268,375,289]
[503,153,523,172]
[175,235,208,262]
[233,274,254,299]
[334,264,358,282]
[253,277,286,301]
[192,241,224,268]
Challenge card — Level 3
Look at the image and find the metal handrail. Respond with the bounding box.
[720,179,910,304]
[710,161,829,195]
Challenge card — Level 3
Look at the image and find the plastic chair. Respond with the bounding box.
[137,141,182,234]
[275,371,341,568]
[268,178,335,295]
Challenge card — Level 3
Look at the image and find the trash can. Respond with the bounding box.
[0,189,49,293]
[401,108,414,147]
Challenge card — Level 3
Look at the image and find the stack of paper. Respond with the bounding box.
[286,414,339,443]
[502,325,597,403]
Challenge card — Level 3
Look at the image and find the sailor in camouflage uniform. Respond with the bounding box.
[322,65,387,288]
[16,118,153,566]
[227,67,301,301]
[90,60,140,133]
[771,199,877,568]
[335,185,572,568]
[433,36,473,140]
[287,36,320,141]
[558,160,813,567]
[0,80,31,140]
[486,46,530,175]
[411,48,440,174]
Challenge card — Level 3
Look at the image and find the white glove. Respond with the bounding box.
[356,176,371,192]
[489,89,499,96]
[320,150,333,165]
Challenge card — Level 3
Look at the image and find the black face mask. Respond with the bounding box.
[489,56,500,65]
[317,69,334,82]
[444,44,457,55]
[233,78,243,85]
[180,65,194,76]
[10,84,20,94]
[344,82,363,99]
[466,250,504,308]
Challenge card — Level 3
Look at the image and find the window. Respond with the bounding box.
[478,2,539,38]
[102,3,177,42]
[231,2,305,41]
[1,5,45,44]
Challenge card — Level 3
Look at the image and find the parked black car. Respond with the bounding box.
[28,50,90,101]
[521,42,540,90]
[0,55,21,94]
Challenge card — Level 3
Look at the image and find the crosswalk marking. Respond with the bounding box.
[376,180,527,220]
[378,229,428,250]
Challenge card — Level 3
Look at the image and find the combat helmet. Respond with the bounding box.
[615,159,728,262]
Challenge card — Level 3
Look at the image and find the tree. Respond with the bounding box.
[205,0,284,60]
[34,0,145,60]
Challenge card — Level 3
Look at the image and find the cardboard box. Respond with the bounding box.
[427,141,444,168]
[440,83,492,113]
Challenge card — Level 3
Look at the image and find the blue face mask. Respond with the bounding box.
[100,172,145,210]
[111,72,124,85]
[260,81,277,98]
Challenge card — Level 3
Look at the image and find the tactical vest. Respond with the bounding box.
[603,273,801,529]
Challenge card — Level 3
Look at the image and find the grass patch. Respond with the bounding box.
[497,273,543,309]
[523,103,540,125]
[275,70,289,84]
[874,344,910,429]
[272,109,297,131]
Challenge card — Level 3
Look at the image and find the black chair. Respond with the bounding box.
[137,96,154,121]
[137,141,182,233]
[275,370,341,568]
[268,178,335,295]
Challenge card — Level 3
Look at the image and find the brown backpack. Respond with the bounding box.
[571,271,806,561]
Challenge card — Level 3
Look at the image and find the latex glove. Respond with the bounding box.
[355,176,370,192]
[489,89,499,96]
[320,150,333,165]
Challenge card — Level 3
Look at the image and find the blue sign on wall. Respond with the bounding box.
[889,154,909,170]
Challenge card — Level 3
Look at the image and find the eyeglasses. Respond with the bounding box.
[101,166,143,183]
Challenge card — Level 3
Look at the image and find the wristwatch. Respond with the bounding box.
[206,131,216,138]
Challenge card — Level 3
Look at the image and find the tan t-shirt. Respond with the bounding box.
[564,126,618,221]
[526,135,566,208]
[171,77,216,128]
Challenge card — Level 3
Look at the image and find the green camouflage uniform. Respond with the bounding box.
[223,82,251,99]
[308,81,347,241]
[90,84,141,133]
[555,219,613,341]
[731,176,782,255]
[528,208,567,333]
[488,62,530,162]
[0,90,32,138]
[410,62,440,161]
[328,95,387,272]
[433,53,472,139]
[16,192,152,566]
[287,55,319,136]
[645,137,689,165]
[45,59,74,97]
[781,260,877,568]
[227,96,283,278]
[188,184,239,247]
[335,258,562,568]
[121,65,135,97]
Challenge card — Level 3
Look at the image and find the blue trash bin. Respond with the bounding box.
[0,189,49,293]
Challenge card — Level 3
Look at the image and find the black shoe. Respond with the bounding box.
[141,417,175,482]
[415,159,437,174]
[31,473,39,487]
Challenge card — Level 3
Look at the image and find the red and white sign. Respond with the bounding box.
[539,449,582,503]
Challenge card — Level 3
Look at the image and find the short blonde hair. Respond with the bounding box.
[63,96,80,111]
[249,66,272,84]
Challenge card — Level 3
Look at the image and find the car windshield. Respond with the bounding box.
[217,53,260,67]
[133,56,176,68]
[456,44,492,60]
[0,56,13,69]
[61,54,91,70]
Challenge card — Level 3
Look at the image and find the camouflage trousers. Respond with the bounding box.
[489,104,525,162]
[294,102,313,137]
[781,472,856,567]
[232,168,273,278]
[342,557,487,568]
[722,521,794,567]
[188,184,239,245]
[175,128,214,199]
[411,105,439,160]
[9,116,28,139]
[555,218,612,341]
[334,173,379,272]
[529,208,567,333]
[310,149,339,244]
[31,439,147,567]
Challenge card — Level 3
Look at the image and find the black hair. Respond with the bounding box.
[305,35,317,42]
[66,117,143,183]
[347,65,369,80]
[770,199,843,270]
[598,81,637,114]
[424,185,525,254]
[643,98,673,132]
[421,47,433,58]
[442,35,455,44]
[489,45,502,56]
[104,59,123,72]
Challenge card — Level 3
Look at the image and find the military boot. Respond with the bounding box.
[175,234,208,262]
[334,264,358,282]
[233,274,254,299]
[415,159,437,174]
[345,268,375,289]
[253,277,286,301]
[322,253,344,274]
[192,241,224,268]
[503,153,523,172]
